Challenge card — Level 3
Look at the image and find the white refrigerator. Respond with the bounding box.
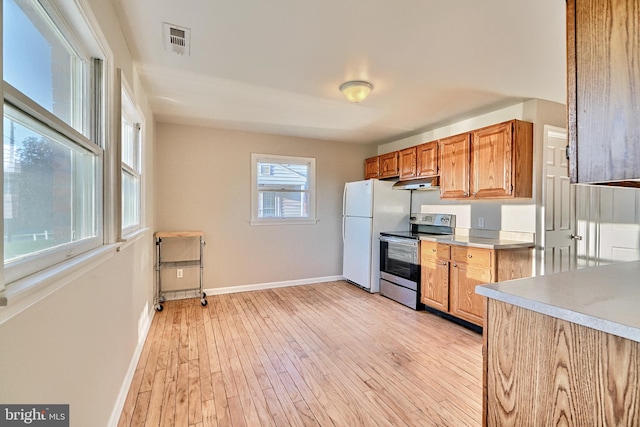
[342,179,411,292]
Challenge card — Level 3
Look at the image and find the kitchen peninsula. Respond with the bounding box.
[477,260,640,426]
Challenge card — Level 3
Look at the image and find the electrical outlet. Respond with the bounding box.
[478,217,485,228]
[177,269,183,278]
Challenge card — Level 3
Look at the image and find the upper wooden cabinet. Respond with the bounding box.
[439,133,471,199]
[416,141,438,177]
[364,156,380,179]
[379,151,399,179]
[470,120,533,198]
[363,150,407,180]
[398,142,439,180]
[362,120,531,196]
[568,0,640,183]
[439,120,532,199]
[398,147,417,179]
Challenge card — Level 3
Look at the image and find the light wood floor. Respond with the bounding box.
[117,281,483,427]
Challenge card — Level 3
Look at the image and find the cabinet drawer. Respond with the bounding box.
[436,243,451,259]
[421,241,438,256]
[452,246,492,267]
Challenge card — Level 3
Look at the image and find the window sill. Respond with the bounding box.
[119,227,149,252]
[250,218,319,226]
[0,244,120,325]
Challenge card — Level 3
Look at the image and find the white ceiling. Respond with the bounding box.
[111,0,566,145]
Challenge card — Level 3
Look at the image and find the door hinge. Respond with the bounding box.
[566,145,570,160]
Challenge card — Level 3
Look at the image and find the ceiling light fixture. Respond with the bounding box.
[339,80,373,103]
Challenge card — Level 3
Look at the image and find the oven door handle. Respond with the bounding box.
[379,235,419,247]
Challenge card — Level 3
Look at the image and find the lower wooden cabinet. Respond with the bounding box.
[420,241,532,327]
[420,242,449,312]
[449,261,491,325]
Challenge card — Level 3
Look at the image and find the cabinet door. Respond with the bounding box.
[450,262,491,326]
[420,242,448,311]
[416,141,438,177]
[364,156,379,179]
[399,147,417,179]
[471,121,513,198]
[379,152,399,178]
[568,0,640,183]
[439,134,470,199]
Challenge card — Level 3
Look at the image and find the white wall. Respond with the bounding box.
[383,99,566,235]
[576,185,640,266]
[0,1,156,426]
[155,124,373,290]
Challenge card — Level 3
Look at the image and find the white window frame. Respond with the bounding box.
[120,80,143,237]
[2,0,107,286]
[250,153,317,226]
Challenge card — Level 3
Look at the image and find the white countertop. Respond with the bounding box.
[419,234,535,250]
[476,260,640,342]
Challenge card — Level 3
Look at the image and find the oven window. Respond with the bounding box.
[380,240,419,282]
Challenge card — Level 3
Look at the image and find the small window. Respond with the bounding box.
[121,85,142,235]
[251,153,317,225]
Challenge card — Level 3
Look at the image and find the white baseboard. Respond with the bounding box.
[204,275,344,296]
[107,305,155,427]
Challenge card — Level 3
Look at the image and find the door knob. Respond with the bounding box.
[570,234,583,241]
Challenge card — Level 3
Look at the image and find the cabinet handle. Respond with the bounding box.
[453,263,457,267]
[468,254,473,258]
[432,248,436,252]
[473,192,477,197]
[464,192,469,197]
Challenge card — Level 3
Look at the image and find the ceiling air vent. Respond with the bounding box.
[163,23,191,56]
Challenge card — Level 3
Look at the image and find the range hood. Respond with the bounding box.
[392,177,439,191]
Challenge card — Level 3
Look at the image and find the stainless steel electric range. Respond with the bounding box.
[379,213,456,309]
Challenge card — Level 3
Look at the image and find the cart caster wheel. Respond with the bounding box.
[155,304,164,312]
[201,299,208,307]
[202,292,206,298]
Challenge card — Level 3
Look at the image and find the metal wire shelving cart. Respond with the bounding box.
[154,231,207,311]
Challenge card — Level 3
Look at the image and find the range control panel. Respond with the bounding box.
[409,213,456,228]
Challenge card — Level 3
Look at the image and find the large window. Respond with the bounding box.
[250,153,316,225]
[3,0,103,283]
[3,0,88,134]
[121,86,142,234]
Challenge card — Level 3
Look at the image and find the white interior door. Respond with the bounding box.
[542,126,576,274]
